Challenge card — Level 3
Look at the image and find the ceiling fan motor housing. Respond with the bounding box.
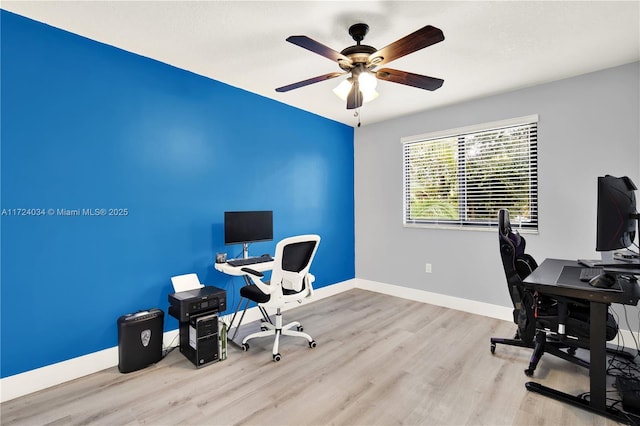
[338,23,379,71]
[349,23,369,43]
[339,45,376,70]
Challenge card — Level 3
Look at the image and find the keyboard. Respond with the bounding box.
[579,267,603,282]
[227,256,273,267]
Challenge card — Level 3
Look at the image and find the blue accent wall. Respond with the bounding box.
[0,11,355,378]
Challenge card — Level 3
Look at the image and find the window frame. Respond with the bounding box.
[401,114,539,233]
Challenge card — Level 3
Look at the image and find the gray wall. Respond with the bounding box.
[354,62,640,311]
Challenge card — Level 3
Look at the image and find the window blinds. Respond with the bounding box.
[403,116,538,230]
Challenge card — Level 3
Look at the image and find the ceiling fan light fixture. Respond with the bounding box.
[358,70,377,92]
[332,78,353,101]
[333,73,378,104]
[358,70,379,102]
[363,89,379,103]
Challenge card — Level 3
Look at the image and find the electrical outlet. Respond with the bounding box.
[425,263,432,273]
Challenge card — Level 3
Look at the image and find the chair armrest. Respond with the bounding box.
[241,267,264,278]
[305,273,315,298]
[241,268,272,295]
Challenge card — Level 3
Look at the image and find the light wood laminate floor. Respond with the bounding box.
[0,289,628,425]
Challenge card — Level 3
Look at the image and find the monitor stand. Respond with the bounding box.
[242,243,249,259]
[601,251,615,264]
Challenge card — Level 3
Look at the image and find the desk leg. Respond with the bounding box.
[525,302,633,423]
[229,298,251,342]
[227,276,274,347]
[589,301,607,412]
[241,275,272,325]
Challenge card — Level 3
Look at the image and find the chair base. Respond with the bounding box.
[492,332,635,377]
[491,330,590,376]
[242,308,316,361]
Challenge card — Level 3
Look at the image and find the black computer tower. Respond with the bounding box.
[117,308,164,373]
[179,312,219,368]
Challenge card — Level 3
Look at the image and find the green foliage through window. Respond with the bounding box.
[402,116,538,230]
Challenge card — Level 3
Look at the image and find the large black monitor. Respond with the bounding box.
[596,175,638,252]
[224,211,273,258]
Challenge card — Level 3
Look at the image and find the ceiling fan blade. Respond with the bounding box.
[368,25,444,68]
[376,68,444,91]
[346,81,363,110]
[276,72,345,93]
[286,35,352,66]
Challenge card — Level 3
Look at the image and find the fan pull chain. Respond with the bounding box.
[354,108,361,127]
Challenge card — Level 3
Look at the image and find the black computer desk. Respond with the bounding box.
[523,258,640,423]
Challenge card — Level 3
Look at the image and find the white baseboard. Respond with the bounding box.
[2,277,638,402]
[0,329,179,404]
[0,346,118,404]
[353,278,640,352]
[354,278,514,321]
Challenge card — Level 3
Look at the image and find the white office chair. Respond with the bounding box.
[239,234,320,361]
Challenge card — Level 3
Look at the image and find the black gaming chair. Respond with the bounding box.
[490,209,619,376]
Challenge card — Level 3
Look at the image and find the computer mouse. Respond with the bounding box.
[589,272,617,288]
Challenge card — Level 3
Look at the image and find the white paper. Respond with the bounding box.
[171,273,204,292]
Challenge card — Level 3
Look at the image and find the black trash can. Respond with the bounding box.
[117,308,164,373]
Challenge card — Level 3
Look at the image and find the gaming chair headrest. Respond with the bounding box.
[498,209,511,237]
[498,209,524,256]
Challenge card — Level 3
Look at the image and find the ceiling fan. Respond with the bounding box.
[276,23,445,110]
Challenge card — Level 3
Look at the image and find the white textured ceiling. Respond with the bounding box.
[3,1,639,127]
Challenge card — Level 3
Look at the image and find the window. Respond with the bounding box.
[402,115,538,231]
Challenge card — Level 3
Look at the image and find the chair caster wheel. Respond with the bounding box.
[273,353,281,362]
[309,340,317,348]
[242,343,249,351]
[261,326,268,331]
[297,325,304,332]
[568,347,576,356]
[490,343,496,354]
[524,368,534,377]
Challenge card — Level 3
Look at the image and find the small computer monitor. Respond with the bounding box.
[596,175,638,252]
[224,211,273,246]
